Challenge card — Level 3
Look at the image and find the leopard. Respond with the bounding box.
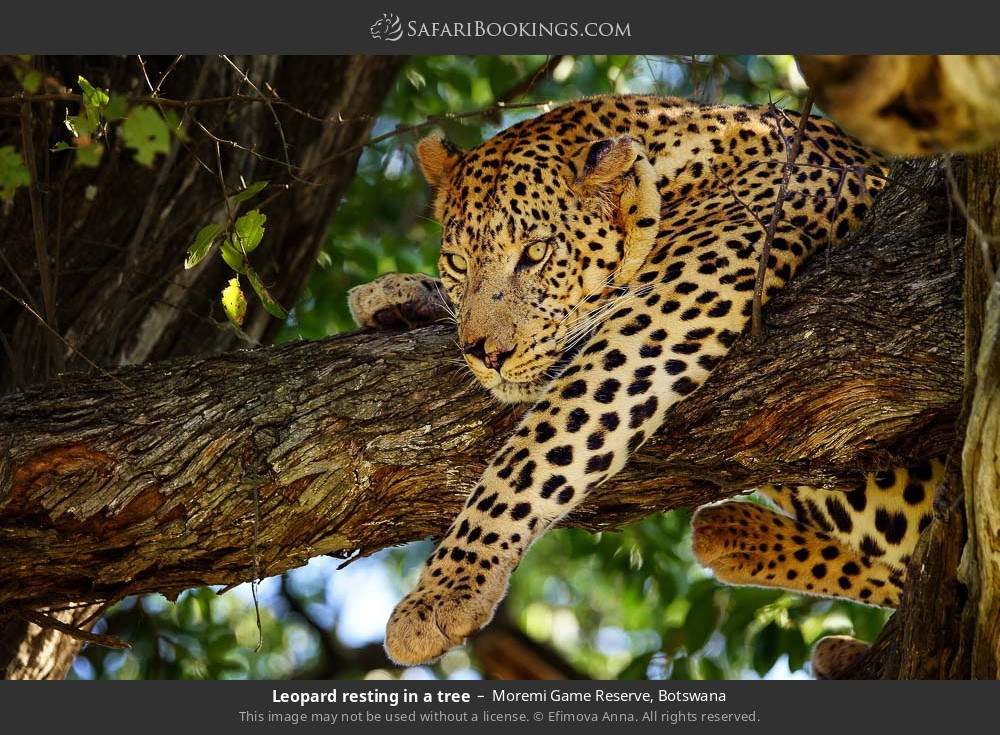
[348,94,942,675]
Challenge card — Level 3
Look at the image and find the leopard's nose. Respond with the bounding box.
[462,337,515,371]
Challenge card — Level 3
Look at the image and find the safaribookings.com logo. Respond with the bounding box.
[370,13,404,41]
[369,14,631,41]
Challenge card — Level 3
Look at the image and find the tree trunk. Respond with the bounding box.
[1,55,406,387]
[957,147,1000,679]
[0,160,962,673]
[789,55,1000,680]
[0,54,406,678]
[839,150,1000,680]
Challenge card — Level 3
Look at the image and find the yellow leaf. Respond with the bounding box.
[221,277,247,327]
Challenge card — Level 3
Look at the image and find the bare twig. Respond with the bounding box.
[752,91,815,340]
[18,99,56,332]
[1,83,554,189]
[494,56,565,106]
[0,285,131,390]
[945,158,997,277]
[9,607,130,650]
[0,91,375,122]
[251,483,263,652]
[213,139,233,224]
[301,100,555,177]
[154,55,185,96]
[219,55,295,180]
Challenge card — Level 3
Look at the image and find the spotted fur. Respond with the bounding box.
[693,458,942,608]
[371,95,916,666]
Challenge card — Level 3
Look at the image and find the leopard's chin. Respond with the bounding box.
[488,378,550,404]
[486,338,590,404]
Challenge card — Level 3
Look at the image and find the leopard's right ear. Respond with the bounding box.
[415,133,463,187]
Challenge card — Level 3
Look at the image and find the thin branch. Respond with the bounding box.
[301,100,556,177]
[154,55,185,96]
[494,56,565,106]
[8,607,130,650]
[1,84,554,187]
[219,55,295,179]
[0,91,381,126]
[18,99,56,332]
[945,158,997,277]
[0,285,131,390]
[752,92,815,341]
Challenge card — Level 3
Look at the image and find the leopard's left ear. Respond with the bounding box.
[573,136,661,286]
[415,132,463,187]
[574,137,640,193]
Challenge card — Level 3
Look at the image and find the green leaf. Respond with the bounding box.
[51,141,73,152]
[184,223,223,269]
[78,75,110,109]
[752,622,782,677]
[20,70,42,94]
[232,209,266,253]
[105,94,129,122]
[75,141,104,168]
[78,75,110,130]
[616,651,654,680]
[246,266,288,320]
[682,583,720,653]
[229,181,268,207]
[64,111,94,138]
[699,656,726,680]
[220,240,246,273]
[161,109,190,142]
[440,119,483,149]
[121,105,170,166]
[0,146,31,202]
[193,588,214,623]
[782,627,809,672]
[221,277,247,327]
[668,656,692,680]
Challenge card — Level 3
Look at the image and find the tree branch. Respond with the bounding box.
[0,53,408,679]
[0,160,961,619]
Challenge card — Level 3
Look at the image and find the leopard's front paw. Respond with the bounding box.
[348,273,450,330]
[384,567,510,665]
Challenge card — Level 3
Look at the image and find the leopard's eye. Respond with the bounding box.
[519,239,551,269]
[445,253,467,274]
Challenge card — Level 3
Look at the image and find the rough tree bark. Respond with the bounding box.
[0,54,406,678]
[957,147,1000,679]
[849,148,1000,680]
[797,54,1000,679]
[0,160,962,671]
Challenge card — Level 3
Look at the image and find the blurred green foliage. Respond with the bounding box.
[74,54,888,682]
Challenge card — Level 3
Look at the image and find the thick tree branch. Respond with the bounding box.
[0,159,962,619]
[0,53,406,680]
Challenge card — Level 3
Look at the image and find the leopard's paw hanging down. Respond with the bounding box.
[384,555,514,665]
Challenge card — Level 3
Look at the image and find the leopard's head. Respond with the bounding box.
[416,112,661,403]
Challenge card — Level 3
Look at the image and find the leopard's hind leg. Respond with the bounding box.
[692,500,904,607]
